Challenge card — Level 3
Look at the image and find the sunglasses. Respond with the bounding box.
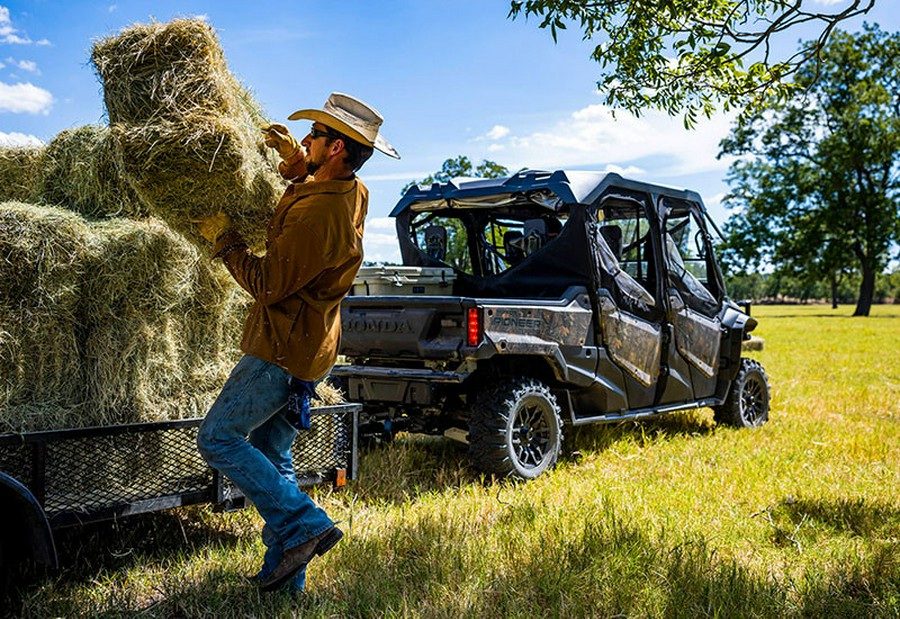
[309,126,343,140]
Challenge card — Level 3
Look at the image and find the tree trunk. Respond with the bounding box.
[853,263,876,316]
[831,275,838,309]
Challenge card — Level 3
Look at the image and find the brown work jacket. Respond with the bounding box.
[215,176,367,381]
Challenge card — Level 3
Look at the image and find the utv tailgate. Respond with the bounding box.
[340,295,469,359]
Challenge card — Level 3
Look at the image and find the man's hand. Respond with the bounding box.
[262,123,302,162]
[192,211,233,243]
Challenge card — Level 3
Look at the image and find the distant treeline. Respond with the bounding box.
[726,270,900,306]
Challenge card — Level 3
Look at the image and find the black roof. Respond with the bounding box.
[390,169,706,217]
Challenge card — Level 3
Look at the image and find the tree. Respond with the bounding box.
[402,156,510,271]
[401,156,509,194]
[508,0,875,124]
[719,24,900,316]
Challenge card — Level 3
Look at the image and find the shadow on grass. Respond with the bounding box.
[347,434,480,504]
[344,408,717,506]
[791,496,900,536]
[7,438,898,617]
[760,495,900,546]
[10,499,899,618]
[565,408,716,455]
[299,504,898,618]
[0,506,255,617]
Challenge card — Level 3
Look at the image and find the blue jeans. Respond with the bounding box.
[197,355,333,591]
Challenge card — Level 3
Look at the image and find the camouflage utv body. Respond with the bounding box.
[335,170,768,479]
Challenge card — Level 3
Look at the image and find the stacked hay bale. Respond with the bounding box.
[0,18,344,434]
[0,204,245,432]
[0,146,43,202]
[742,335,765,351]
[81,218,236,424]
[36,125,146,218]
[92,18,284,250]
[0,203,93,430]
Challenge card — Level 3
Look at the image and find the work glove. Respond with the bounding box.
[192,211,233,243]
[262,123,302,162]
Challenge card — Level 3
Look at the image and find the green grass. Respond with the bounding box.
[7,305,900,618]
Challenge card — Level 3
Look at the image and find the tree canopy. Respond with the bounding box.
[719,23,900,316]
[402,156,510,271]
[509,0,875,124]
[401,156,509,195]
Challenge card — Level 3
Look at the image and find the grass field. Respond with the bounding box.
[6,304,899,618]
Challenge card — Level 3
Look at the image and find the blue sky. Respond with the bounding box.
[1,1,896,262]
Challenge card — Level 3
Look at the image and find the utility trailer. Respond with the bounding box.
[0,403,359,590]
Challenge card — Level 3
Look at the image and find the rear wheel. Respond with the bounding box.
[714,358,770,428]
[468,377,563,479]
[0,530,17,599]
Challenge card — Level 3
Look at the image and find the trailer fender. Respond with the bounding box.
[0,472,57,571]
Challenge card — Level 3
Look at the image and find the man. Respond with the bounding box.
[194,93,399,593]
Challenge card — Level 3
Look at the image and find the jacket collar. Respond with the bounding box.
[290,176,357,198]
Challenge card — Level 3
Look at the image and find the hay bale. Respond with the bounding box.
[36,125,145,218]
[0,146,43,202]
[80,218,232,423]
[0,204,250,432]
[181,267,251,391]
[91,18,251,125]
[0,202,93,431]
[110,116,281,248]
[92,18,283,249]
[742,335,765,352]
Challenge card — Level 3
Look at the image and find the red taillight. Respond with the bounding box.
[467,307,482,347]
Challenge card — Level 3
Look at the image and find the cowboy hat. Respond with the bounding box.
[288,92,400,159]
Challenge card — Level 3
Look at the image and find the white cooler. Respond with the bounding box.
[351,266,456,296]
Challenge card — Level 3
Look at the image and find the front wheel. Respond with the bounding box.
[468,377,563,480]
[714,358,770,428]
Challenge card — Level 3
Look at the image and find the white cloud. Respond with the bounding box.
[475,100,737,179]
[0,130,43,147]
[361,218,402,263]
[5,57,39,74]
[362,170,431,183]
[0,81,53,114]
[0,6,49,45]
[108,4,118,12]
[365,217,397,231]
[363,230,402,264]
[704,192,727,211]
[486,125,510,140]
[603,163,646,176]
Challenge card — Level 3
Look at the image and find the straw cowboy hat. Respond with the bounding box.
[289,92,400,159]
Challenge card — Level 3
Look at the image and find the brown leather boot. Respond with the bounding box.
[258,526,343,592]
